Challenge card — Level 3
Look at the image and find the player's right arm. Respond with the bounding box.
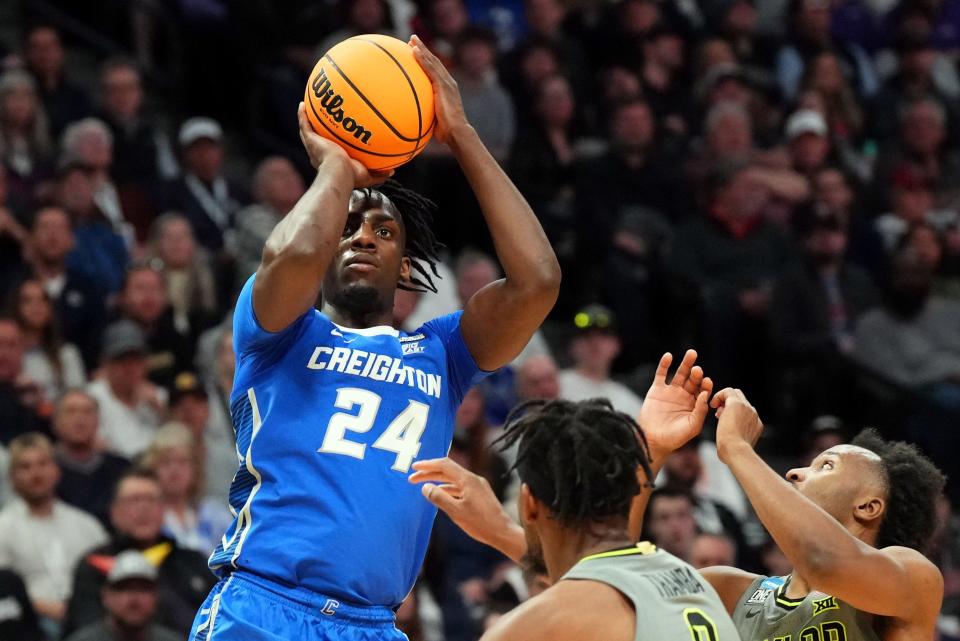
[252,104,389,332]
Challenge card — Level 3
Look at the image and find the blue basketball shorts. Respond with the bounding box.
[189,572,408,641]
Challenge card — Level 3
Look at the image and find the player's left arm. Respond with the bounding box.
[712,389,944,622]
[411,36,560,371]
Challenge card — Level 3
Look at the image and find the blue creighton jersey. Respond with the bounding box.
[209,275,488,607]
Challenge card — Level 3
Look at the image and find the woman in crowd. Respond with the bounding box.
[0,70,53,206]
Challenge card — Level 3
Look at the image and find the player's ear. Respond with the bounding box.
[519,483,540,524]
[398,256,412,286]
[853,495,885,527]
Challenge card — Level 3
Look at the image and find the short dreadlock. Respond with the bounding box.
[494,398,654,528]
[351,179,443,293]
[851,428,946,553]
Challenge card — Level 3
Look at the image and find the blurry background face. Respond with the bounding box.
[154,446,195,499]
[613,103,654,152]
[11,446,59,505]
[123,268,168,323]
[521,47,558,88]
[790,133,830,171]
[903,103,944,155]
[664,446,702,487]
[111,477,164,542]
[17,280,52,331]
[456,260,498,304]
[26,27,63,77]
[814,169,853,211]
[458,40,495,77]
[104,581,158,628]
[173,396,210,436]
[157,218,195,269]
[184,139,223,182]
[54,392,99,448]
[256,157,305,213]
[59,169,96,215]
[648,495,697,558]
[537,76,574,128]
[810,53,843,93]
[526,0,565,36]
[689,534,736,569]
[102,65,143,122]
[804,227,847,264]
[570,331,620,371]
[708,112,752,158]
[431,0,468,37]
[105,353,148,398]
[906,226,943,269]
[350,0,385,31]
[517,356,560,401]
[0,320,23,382]
[1,83,37,129]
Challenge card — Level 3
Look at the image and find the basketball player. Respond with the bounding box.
[472,396,739,641]
[417,357,946,640]
[189,36,561,640]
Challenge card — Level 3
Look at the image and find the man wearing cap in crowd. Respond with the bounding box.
[557,304,644,417]
[86,320,165,459]
[161,116,246,252]
[64,550,180,641]
[785,108,832,176]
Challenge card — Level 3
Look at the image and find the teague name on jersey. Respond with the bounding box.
[307,345,443,399]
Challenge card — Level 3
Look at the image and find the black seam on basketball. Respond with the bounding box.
[355,38,424,155]
[323,53,420,143]
[307,96,423,157]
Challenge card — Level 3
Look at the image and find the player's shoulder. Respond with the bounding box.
[879,545,943,586]
[481,580,633,641]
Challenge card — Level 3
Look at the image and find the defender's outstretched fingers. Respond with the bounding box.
[653,352,673,386]
[683,365,704,396]
[669,349,698,387]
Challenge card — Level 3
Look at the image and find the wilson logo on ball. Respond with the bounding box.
[311,68,373,145]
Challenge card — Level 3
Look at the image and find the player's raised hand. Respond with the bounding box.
[409,457,526,562]
[638,350,713,460]
[409,35,469,145]
[297,102,392,187]
[711,388,763,463]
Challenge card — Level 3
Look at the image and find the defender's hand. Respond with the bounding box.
[409,458,520,554]
[638,350,713,461]
[409,35,470,145]
[711,388,763,463]
[298,102,391,187]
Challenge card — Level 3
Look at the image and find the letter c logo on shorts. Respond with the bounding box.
[321,599,340,616]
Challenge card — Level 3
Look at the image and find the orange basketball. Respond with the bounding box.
[304,34,436,171]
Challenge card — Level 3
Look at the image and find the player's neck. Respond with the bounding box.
[544,526,634,583]
[322,302,394,330]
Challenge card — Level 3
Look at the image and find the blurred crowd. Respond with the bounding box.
[1,0,960,639]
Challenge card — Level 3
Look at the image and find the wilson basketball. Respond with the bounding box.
[304,34,436,171]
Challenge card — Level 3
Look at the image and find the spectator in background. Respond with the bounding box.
[812,166,887,279]
[60,118,130,245]
[62,469,215,638]
[0,569,43,641]
[53,390,129,527]
[659,436,752,566]
[668,158,795,395]
[232,156,305,288]
[0,433,107,631]
[317,0,396,58]
[771,203,878,418]
[415,0,470,64]
[705,0,779,76]
[502,38,561,127]
[167,370,235,504]
[452,27,515,162]
[116,263,196,388]
[515,354,560,402]
[0,164,29,302]
[0,317,50,445]
[874,98,960,213]
[10,278,86,401]
[689,532,737,569]
[520,0,590,101]
[799,50,864,144]
[147,213,218,333]
[558,304,644,417]
[64,550,181,641]
[799,414,846,467]
[27,206,107,369]
[58,162,129,295]
[98,58,176,242]
[875,163,957,253]
[902,222,960,301]
[86,321,164,459]
[0,70,53,207]
[638,19,689,136]
[775,0,877,103]
[140,423,232,555]
[163,118,243,252]
[643,487,698,562]
[22,25,89,137]
[785,109,834,176]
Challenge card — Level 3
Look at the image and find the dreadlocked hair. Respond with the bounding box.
[851,428,946,553]
[352,179,443,293]
[494,398,654,529]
